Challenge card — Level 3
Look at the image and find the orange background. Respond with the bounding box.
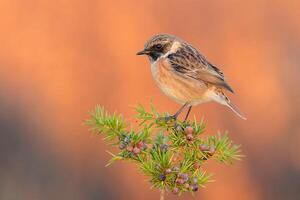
[1,1,300,200]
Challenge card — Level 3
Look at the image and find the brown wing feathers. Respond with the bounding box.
[167,44,234,93]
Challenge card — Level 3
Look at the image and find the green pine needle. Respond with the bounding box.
[86,103,242,196]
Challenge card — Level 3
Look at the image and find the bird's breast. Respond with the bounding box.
[151,58,211,105]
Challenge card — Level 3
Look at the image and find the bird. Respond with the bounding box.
[136,34,246,120]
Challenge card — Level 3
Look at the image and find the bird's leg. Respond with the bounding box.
[164,102,189,121]
[183,106,192,122]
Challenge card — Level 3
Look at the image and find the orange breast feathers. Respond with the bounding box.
[151,58,211,105]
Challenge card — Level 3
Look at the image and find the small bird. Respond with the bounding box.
[137,34,246,120]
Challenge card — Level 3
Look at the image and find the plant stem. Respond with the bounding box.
[160,189,165,200]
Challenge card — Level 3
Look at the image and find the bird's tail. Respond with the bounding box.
[209,90,246,120]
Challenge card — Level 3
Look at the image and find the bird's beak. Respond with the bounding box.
[136,49,150,55]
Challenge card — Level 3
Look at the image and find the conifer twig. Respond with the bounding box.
[86,103,242,198]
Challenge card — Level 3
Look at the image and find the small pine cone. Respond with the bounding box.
[119,143,126,150]
[132,147,141,154]
[189,184,199,192]
[178,173,188,181]
[123,135,131,144]
[172,187,179,194]
[183,175,189,182]
[192,177,198,184]
[186,134,193,141]
[165,168,172,174]
[184,126,194,135]
[199,144,209,152]
[208,145,216,156]
[172,166,180,172]
[176,178,185,185]
[136,141,144,149]
[158,174,166,181]
[175,124,183,132]
[160,144,169,152]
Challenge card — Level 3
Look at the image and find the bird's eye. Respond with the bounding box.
[154,44,162,50]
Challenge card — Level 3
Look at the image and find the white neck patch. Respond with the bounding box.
[163,41,181,58]
[170,41,181,53]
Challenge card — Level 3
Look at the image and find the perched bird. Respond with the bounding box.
[137,34,246,120]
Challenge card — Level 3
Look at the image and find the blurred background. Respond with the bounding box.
[1,0,300,199]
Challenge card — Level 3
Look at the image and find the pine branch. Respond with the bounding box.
[86,103,242,197]
[86,105,125,143]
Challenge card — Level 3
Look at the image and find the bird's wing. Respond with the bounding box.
[167,45,234,93]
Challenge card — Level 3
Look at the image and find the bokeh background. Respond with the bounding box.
[1,0,300,199]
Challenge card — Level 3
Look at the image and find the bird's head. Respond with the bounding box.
[137,34,180,62]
